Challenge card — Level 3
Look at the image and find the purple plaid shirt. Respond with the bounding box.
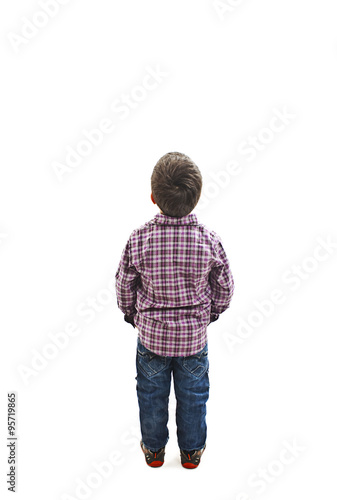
[115,212,234,357]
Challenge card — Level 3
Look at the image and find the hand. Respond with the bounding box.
[124,314,135,328]
[209,314,219,324]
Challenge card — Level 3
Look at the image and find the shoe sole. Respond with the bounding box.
[182,462,199,469]
[148,460,164,468]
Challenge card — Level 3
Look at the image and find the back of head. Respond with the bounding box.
[151,152,202,217]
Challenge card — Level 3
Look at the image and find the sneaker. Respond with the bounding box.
[140,441,165,467]
[180,445,206,469]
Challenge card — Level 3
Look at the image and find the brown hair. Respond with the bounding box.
[151,152,202,217]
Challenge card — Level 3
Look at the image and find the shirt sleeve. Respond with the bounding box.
[115,238,141,316]
[208,237,235,316]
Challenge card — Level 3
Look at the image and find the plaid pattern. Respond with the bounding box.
[115,212,234,357]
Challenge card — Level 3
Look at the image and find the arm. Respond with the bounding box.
[115,239,141,326]
[208,238,234,321]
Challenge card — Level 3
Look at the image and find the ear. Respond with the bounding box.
[151,193,156,205]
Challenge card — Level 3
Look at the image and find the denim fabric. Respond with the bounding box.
[136,337,210,452]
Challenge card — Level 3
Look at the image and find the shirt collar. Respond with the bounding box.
[153,212,199,225]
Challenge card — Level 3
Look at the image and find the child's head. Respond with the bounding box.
[151,152,202,217]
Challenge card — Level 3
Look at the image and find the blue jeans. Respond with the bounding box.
[136,337,210,452]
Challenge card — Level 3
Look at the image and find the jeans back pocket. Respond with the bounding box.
[182,343,208,378]
[137,339,167,378]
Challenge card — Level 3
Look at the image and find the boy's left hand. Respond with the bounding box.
[209,313,219,324]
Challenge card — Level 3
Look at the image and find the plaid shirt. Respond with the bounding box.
[115,212,234,357]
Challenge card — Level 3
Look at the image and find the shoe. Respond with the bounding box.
[140,441,165,467]
[180,445,206,469]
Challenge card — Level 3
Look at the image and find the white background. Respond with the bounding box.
[1,0,337,498]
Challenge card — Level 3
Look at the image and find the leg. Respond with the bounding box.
[136,338,172,451]
[173,342,210,452]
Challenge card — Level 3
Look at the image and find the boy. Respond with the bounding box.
[115,152,234,469]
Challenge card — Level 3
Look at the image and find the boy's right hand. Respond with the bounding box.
[124,314,136,328]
